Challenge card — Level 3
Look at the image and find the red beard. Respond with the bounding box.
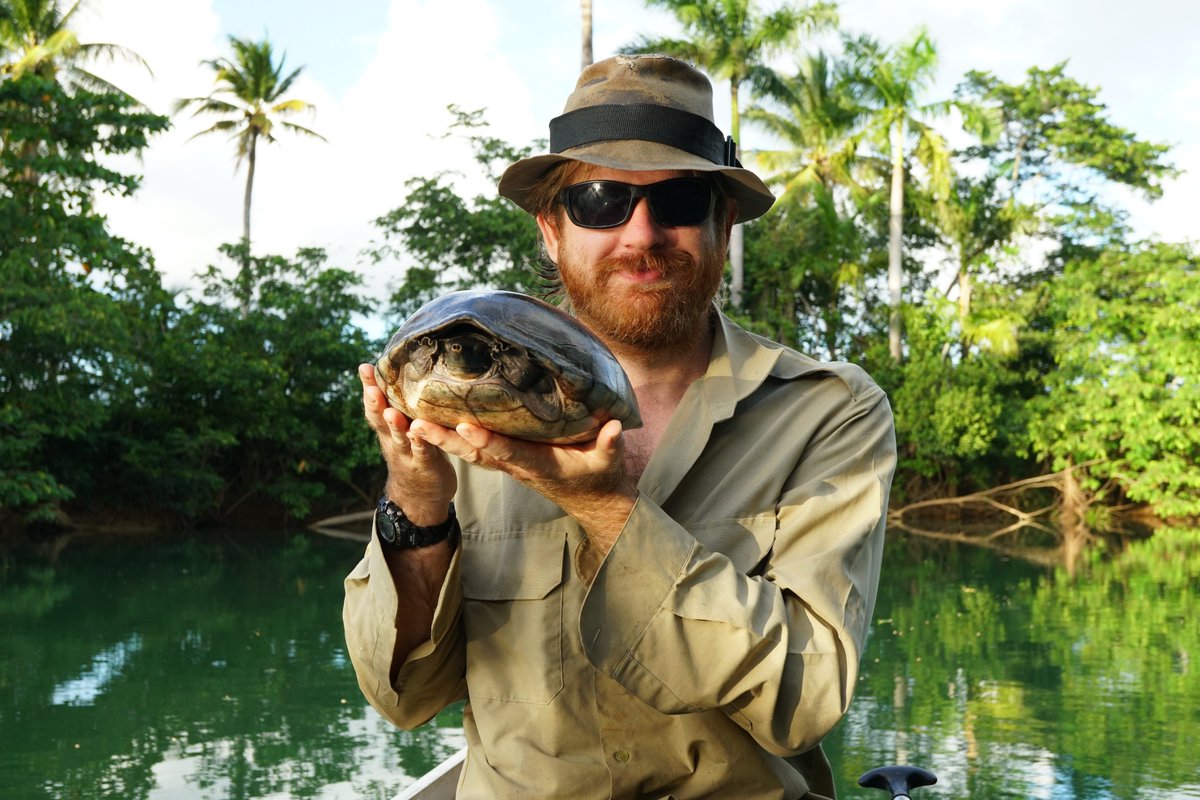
[560,247,724,350]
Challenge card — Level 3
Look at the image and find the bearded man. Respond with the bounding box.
[344,54,896,800]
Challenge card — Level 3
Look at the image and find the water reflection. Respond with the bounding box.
[52,634,144,706]
[1,527,1197,799]
[828,526,1200,799]
[0,533,464,800]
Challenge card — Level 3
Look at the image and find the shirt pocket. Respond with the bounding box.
[460,530,566,704]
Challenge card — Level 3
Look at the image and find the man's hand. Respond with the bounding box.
[358,363,456,526]
[408,416,638,549]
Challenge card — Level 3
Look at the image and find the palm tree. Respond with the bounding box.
[746,52,880,205]
[936,172,1030,358]
[842,28,994,360]
[581,0,593,70]
[1,0,149,190]
[0,0,148,92]
[176,35,326,275]
[621,0,838,309]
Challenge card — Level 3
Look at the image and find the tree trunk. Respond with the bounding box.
[958,262,972,357]
[240,132,257,317]
[887,120,905,361]
[581,0,593,71]
[728,79,744,309]
[1059,458,1089,576]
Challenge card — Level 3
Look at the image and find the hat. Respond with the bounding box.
[498,55,775,224]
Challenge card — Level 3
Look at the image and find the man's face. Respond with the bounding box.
[537,167,734,351]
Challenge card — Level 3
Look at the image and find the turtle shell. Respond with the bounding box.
[375,290,642,443]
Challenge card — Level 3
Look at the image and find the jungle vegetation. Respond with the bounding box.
[1,0,1195,562]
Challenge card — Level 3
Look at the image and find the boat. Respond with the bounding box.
[394,748,465,800]
[392,750,935,799]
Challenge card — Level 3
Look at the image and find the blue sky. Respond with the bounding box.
[210,0,388,96]
[77,0,1199,301]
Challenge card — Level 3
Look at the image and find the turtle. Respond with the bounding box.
[374,290,642,444]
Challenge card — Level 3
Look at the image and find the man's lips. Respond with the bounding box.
[611,267,666,285]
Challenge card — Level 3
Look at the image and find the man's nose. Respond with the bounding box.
[618,196,668,248]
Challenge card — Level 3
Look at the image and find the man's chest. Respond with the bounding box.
[622,401,678,483]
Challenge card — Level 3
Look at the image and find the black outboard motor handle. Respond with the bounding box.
[857,765,938,799]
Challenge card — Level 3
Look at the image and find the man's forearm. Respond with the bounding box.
[378,531,453,670]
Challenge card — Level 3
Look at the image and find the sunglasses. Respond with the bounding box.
[558,177,717,229]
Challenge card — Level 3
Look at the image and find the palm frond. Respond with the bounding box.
[278,121,328,142]
[270,98,315,115]
[618,34,699,61]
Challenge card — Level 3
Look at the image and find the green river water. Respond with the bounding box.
[1,527,1197,799]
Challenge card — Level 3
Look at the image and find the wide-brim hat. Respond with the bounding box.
[499,55,775,224]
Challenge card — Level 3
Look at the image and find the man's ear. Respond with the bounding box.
[536,212,561,264]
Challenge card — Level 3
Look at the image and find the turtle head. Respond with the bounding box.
[436,329,496,379]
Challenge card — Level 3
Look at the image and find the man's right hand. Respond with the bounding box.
[358,363,457,526]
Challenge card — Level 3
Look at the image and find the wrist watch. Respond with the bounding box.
[375,497,458,550]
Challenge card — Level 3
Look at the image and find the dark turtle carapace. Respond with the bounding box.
[375,290,641,443]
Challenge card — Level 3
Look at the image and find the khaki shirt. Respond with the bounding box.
[344,312,896,799]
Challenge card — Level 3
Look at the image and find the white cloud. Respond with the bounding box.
[71,0,1200,306]
[81,0,544,299]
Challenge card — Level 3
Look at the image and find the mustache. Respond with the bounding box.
[597,249,697,279]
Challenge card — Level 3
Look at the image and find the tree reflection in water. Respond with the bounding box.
[1,527,1196,799]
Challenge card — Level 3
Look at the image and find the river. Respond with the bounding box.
[1,526,1196,799]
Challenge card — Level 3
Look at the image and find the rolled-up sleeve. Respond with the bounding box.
[342,534,468,728]
[580,383,895,756]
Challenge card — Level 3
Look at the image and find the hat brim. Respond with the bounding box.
[498,140,775,224]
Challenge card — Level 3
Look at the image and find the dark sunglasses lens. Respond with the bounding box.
[567,182,634,228]
[564,178,715,228]
[648,178,713,226]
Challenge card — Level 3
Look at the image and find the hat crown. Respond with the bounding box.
[564,55,716,124]
[497,54,775,223]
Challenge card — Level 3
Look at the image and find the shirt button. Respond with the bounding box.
[613,749,631,763]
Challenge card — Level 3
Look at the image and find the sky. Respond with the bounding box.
[73,0,1200,305]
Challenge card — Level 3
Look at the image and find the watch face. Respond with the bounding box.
[374,500,455,550]
[375,507,399,544]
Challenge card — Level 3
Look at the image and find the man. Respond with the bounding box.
[344,55,896,799]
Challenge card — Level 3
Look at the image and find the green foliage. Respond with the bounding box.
[175,34,325,261]
[958,63,1177,203]
[741,187,876,359]
[0,0,149,95]
[95,244,379,522]
[1027,242,1200,516]
[4,6,1196,535]
[0,73,169,524]
[174,35,325,165]
[875,295,1031,497]
[623,0,839,138]
[746,51,886,208]
[367,107,544,321]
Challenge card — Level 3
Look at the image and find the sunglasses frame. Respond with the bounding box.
[558,177,718,230]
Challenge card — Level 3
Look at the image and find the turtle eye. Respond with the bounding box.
[439,333,495,376]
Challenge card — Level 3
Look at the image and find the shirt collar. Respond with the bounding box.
[696,309,783,423]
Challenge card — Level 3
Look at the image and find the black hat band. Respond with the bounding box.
[549,103,740,168]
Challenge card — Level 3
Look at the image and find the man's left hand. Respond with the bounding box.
[408,418,637,548]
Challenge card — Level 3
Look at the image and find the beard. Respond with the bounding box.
[558,242,725,350]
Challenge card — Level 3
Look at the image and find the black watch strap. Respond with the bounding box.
[375,498,458,550]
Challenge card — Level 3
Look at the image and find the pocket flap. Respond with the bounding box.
[461,530,565,600]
